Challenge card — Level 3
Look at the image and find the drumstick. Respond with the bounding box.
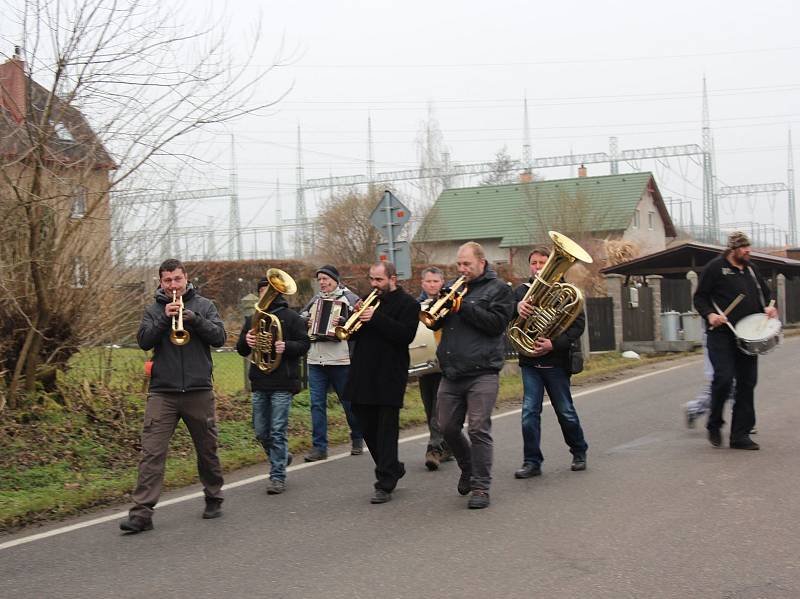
[711,296,743,335]
[759,300,776,332]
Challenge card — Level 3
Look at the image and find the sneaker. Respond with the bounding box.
[708,428,722,448]
[267,479,286,494]
[571,453,587,472]
[304,448,328,462]
[425,449,441,471]
[351,439,364,456]
[749,427,758,435]
[686,411,698,429]
[119,515,153,534]
[467,490,490,509]
[287,452,294,466]
[202,498,223,519]
[370,488,392,504]
[457,470,471,496]
[514,462,542,479]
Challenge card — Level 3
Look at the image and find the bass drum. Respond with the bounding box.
[734,313,782,356]
[409,322,440,376]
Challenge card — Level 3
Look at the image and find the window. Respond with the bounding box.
[632,209,640,229]
[648,211,655,230]
[53,121,75,142]
[70,187,87,219]
[72,256,89,288]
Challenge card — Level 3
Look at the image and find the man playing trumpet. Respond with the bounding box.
[343,261,419,504]
[432,242,514,509]
[120,258,227,534]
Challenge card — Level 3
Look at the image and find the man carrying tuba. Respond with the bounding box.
[513,246,588,481]
[236,275,310,495]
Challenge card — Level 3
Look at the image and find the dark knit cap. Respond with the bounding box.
[257,277,270,292]
[727,231,751,250]
[315,264,340,283]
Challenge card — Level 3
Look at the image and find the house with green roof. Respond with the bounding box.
[412,171,677,272]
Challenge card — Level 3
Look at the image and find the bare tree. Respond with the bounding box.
[480,146,517,186]
[0,0,291,409]
[314,187,384,265]
[414,102,447,211]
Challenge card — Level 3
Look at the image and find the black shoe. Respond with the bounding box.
[287,452,294,466]
[571,453,587,471]
[119,515,153,534]
[202,499,223,519]
[708,428,722,447]
[267,479,287,494]
[304,449,328,462]
[370,488,392,504]
[457,470,471,496]
[467,490,490,509]
[514,463,542,479]
[730,438,760,450]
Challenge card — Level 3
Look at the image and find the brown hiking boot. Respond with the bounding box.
[425,449,441,471]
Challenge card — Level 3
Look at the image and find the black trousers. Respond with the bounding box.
[418,372,444,450]
[351,404,405,492]
[706,328,758,442]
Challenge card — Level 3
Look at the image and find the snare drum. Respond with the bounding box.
[409,322,440,376]
[734,313,782,356]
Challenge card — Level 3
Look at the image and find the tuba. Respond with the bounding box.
[169,290,191,346]
[334,289,380,340]
[251,268,298,372]
[507,231,593,357]
[419,276,467,329]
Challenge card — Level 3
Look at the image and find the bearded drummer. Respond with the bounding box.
[693,231,778,450]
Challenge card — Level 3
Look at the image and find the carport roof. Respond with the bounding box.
[600,241,800,278]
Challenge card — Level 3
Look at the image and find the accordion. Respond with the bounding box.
[308,298,347,340]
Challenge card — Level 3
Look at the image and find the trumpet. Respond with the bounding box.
[419,276,467,329]
[334,289,380,340]
[169,290,191,346]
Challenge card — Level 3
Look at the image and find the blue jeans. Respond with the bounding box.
[308,364,362,453]
[520,365,588,466]
[252,390,292,482]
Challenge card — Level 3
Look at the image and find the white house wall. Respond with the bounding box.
[622,191,668,255]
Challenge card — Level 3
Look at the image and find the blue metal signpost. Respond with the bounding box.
[370,190,412,279]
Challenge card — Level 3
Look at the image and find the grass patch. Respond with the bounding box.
[0,348,695,531]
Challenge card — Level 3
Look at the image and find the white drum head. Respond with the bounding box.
[735,313,781,341]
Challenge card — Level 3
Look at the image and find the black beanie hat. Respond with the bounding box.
[316,265,340,283]
[257,277,270,292]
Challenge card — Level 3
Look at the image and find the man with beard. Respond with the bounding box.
[344,261,419,504]
[693,231,778,450]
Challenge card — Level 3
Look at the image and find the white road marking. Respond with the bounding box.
[0,360,695,551]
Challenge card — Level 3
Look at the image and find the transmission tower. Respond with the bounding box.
[206,217,216,259]
[228,134,243,260]
[275,177,285,258]
[162,197,177,258]
[295,125,307,258]
[789,129,797,246]
[609,136,619,175]
[367,115,376,196]
[522,96,532,178]
[701,76,719,231]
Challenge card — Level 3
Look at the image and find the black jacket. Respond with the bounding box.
[513,281,585,371]
[693,255,771,330]
[433,266,515,380]
[343,287,419,408]
[236,296,311,394]
[138,285,226,393]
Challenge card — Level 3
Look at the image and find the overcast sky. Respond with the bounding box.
[6,0,800,242]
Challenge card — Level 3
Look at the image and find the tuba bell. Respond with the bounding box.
[419,275,467,329]
[334,289,380,340]
[251,268,298,372]
[507,231,593,357]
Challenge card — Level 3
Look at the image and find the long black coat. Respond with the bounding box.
[343,286,419,408]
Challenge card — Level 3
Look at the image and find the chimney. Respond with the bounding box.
[577,164,587,178]
[0,48,27,123]
[519,169,533,183]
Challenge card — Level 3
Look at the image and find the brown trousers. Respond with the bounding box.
[129,390,224,519]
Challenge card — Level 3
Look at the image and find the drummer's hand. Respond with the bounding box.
[708,313,727,328]
[765,305,778,319]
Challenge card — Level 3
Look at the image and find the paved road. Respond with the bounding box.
[3,337,799,598]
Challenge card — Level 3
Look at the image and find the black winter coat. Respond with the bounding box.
[512,281,585,372]
[235,296,311,394]
[343,287,419,408]
[138,285,226,392]
[433,267,515,380]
